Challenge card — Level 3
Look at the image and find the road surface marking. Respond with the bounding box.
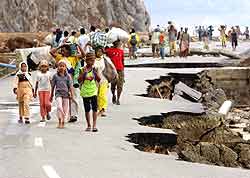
[34,137,43,147]
[43,165,61,178]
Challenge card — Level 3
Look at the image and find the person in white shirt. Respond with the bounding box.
[78,28,90,53]
[58,31,69,47]
[34,60,52,122]
[88,25,96,52]
[151,28,161,58]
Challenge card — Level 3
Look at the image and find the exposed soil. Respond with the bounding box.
[0,32,49,52]
[129,67,250,169]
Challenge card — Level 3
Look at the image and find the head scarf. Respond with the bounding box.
[17,61,29,75]
[16,61,33,88]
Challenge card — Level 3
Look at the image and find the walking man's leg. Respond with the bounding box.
[111,80,117,104]
[116,71,124,105]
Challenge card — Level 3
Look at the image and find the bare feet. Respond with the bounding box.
[61,121,65,128]
[57,119,63,129]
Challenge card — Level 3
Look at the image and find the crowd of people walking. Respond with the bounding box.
[148,22,250,59]
[13,26,125,132]
[12,22,250,130]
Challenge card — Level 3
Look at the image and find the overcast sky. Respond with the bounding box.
[144,0,250,28]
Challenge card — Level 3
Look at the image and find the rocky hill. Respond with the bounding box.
[0,0,150,32]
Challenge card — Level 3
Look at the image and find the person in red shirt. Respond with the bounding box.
[105,40,124,105]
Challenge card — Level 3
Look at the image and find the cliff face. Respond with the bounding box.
[0,0,150,32]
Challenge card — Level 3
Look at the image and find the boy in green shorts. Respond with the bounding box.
[78,52,101,132]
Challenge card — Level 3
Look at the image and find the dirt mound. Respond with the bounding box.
[132,68,250,168]
[0,45,11,53]
[6,37,37,52]
[0,32,49,52]
[239,57,250,67]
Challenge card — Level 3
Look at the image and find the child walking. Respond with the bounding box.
[50,60,73,128]
[34,60,52,122]
[78,52,101,132]
[13,62,34,124]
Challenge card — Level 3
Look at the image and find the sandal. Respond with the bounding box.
[101,113,107,117]
[18,119,23,124]
[47,113,51,120]
[92,128,98,132]
[25,120,30,124]
[116,100,121,105]
[85,127,91,132]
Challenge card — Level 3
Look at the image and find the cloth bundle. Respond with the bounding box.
[102,56,117,83]
[107,27,129,44]
[90,32,108,48]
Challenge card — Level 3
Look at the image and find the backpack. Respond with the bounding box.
[130,34,137,46]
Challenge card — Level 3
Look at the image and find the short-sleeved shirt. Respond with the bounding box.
[231,32,238,41]
[78,34,90,53]
[105,48,124,71]
[51,73,73,98]
[169,31,177,42]
[159,34,165,44]
[36,71,51,91]
[151,31,161,44]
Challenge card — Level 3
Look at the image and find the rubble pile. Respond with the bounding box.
[5,37,37,52]
[145,71,227,111]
